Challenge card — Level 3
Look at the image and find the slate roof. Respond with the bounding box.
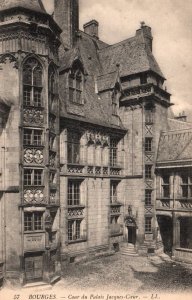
[157,129,192,163]
[168,118,192,131]
[60,74,125,130]
[98,36,164,78]
[0,0,46,14]
[97,71,120,92]
[59,25,165,130]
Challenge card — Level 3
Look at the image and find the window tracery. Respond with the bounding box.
[69,66,83,104]
[23,58,43,107]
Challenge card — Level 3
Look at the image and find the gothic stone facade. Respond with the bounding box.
[0,0,192,286]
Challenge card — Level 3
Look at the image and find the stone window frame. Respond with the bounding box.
[23,128,43,146]
[68,65,84,105]
[145,103,154,124]
[24,211,44,232]
[145,189,152,205]
[180,173,192,198]
[145,137,153,152]
[68,179,83,206]
[23,58,43,107]
[145,216,152,233]
[161,175,170,198]
[110,181,119,203]
[67,130,81,164]
[68,219,82,241]
[23,168,44,186]
[109,139,118,167]
[145,164,152,179]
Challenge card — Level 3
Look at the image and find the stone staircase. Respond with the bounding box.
[120,243,139,256]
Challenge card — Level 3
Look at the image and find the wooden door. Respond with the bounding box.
[25,254,43,282]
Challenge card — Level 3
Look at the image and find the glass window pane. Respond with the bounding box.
[34,88,42,107]
[33,130,42,146]
[33,67,42,86]
[23,67,32,85]
[24,213,33,231]
[34,170,42,185]
[23,87,32,106]
[34,212,43,230]
[24,169,32,186]
[68,221,73,240]
[24,129,32,145]
[76,220,81,239]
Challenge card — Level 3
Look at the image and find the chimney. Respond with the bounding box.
[83,20,99,39]
[54,0,79,50]
[136,22,153,51]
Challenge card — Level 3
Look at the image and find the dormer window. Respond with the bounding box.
[23,58,43,107]
[69,67,83,104]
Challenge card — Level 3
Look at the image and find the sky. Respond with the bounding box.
[42,0,192,115]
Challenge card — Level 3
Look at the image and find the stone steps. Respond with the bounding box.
[120,244,139,257]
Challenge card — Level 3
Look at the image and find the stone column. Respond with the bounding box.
[173,213,180,250]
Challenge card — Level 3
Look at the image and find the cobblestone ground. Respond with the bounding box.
[2,253,192,299]
[53,253,192,294]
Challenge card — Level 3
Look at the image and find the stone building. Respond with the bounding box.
[0,0,191,287]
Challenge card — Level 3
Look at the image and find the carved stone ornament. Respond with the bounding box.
[124,215,137,228]
[24,148,43,164]
[24,188,44,203]
[0,53,19,69]
[23,108,44,125]
[85,130,109,146]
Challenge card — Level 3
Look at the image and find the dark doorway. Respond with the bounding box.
[128,226,136,244]
[157,216,173,254]
[180,217,192,249]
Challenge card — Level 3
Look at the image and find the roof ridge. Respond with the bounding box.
[98,35,137,52]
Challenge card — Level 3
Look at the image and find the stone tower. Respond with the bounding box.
[54,0,79,50]
[0,0,62,285]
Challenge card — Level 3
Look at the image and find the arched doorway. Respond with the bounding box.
[124,215,137,245]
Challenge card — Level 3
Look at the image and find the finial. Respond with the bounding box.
[140,21,145,28]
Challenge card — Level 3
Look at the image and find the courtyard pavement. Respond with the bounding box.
[1,253,192,299]
[52,253,192,295]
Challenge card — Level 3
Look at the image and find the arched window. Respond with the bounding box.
[48,66,56,104]
[69,67,83,104]
[23,58,43,107]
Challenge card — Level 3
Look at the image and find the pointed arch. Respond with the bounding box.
[68,59,84,104]
[22,57,43,107]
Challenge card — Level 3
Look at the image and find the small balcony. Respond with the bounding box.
[110,203,122,215]
[121,83,171,104]
[68,206,85,219]
[175,198,192,210]
[156,198,172,209]
[61,164,123,177]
